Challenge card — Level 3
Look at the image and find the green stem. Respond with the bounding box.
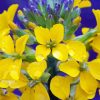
[74,29,96,42]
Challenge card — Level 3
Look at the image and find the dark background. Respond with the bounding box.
[0,0,100,100]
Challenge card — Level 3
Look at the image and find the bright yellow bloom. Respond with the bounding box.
[0,4,18,34]
[35,24,88,62]
[74,0,91,8]
[0,73,28,88]
[20,83,50,100]
[0,92,17,100]
[27,60,47,80]
[0,35,29,80]
[92,9,100,32]
[34,24,68,61]
[59,59,99,94]
[50,76,72,100]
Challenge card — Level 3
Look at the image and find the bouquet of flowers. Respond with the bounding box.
[0,0,100,100]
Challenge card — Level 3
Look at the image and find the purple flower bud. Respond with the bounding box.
[48,14,53,19]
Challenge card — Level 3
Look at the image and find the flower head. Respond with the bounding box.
[59,58,99,94]
[34,24,68,61]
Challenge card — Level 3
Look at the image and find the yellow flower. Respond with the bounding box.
[50,76,72,100]
[0,35,29,80]
[35,24,88,62]
[59,59,99,94]
[34,24,68,61]
[0,4,18,34]
[92,9,100,32]
[27,60,47,80]
[74,0,91,8]
[20,83,50,100]
[0,92,17,100]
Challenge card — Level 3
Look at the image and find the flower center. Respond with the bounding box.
[80,62,88,71]
[46,41,57,48]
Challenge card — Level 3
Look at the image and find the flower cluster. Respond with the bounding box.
[0,0,100,100]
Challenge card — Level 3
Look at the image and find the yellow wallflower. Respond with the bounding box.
[35,24,88,62]
[34,24,68,61]
[20,83,50,100]
[0,35,29,80]
[59,59,99,94]
[0,4,18,34]
[50,76,72,100]
[74,0,91,8]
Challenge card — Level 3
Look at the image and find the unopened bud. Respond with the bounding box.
[28,22,37,30]
[73,16,81,25]
[9,21,18,30]
[18,10,24,16]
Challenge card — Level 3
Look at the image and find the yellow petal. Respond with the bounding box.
[75,85,88,100]
[1,93,18,100]
[7,4,19,21]
[16,35,29,55]
[35,45,51,61]
[50,76,70,99]
[10,74,28,88]
[0,80,9,88]
[59,60,80,77]
[80,71,98,94]
[0,28,10,37]
[0,58,13,80]
[0,11,9,31]
[32,83,50,100]
[78,1,91,8]
[52,44,68,61]
[20,87,32,100]
[88,59,100,80]
[75,84,95,100]
[10,59,22,80]
[66,40,88,62]
[27,60,47,80]
[82,27,89,35]
[74,0,81,7]
[50,24,64,43]
[91,35,100,53]
[92,9,100,31]
[87,92,96,99]
[34,26,50,45]
[0,35,14,54]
